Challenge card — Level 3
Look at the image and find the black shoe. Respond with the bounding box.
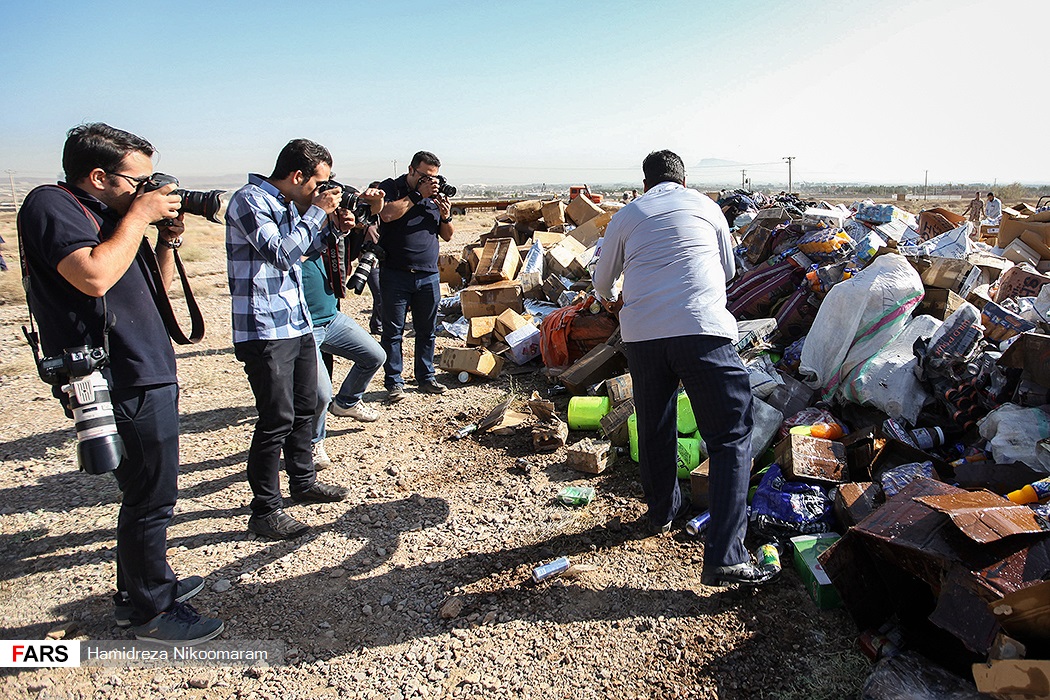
[248,508,311,539]
[129,602,224,646]
[646,497,691,535]
[386,385,406,403]
[418,379,446,395]
[114,576,205,628]
[701,562,780,587]
[291,481,349,504]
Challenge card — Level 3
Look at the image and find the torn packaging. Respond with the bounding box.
[820,478,1050,655]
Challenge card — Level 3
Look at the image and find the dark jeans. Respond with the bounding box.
[112,382,179,625]
[624,335,754,570]
[380,267,440,388]
[235,335,318,516]
[367,265,382,333]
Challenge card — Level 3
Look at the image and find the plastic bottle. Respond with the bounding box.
[628,413,639,462]
[676,437,701,478]
[908,426,954,451]
[567,396,611,430]
[809,422,844,440]
[676,391,697,434]
[685,511,711,536]
[1007,476,1050,505]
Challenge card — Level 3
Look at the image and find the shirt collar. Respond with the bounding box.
[647,181,683,195]
[59,181,115,219]
[248,173,286,204]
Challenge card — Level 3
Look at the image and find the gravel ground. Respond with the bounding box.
[0,211,868,699]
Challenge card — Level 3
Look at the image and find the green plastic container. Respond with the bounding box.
[567,396,611,431]
[628,412,639,462]
[676,437,701,478]
[677,391,697,434]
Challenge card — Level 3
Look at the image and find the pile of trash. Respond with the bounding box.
[437,190,1050,698]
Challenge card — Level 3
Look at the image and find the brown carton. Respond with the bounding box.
[605,373,633,405]
[565,194,604,226]
[531,231,566,249]
[540,200,566,227]
[996,209,1050,248]
[473,238,522,284]
[467,316,497,346]
[438,253,464,288]
[914,288,967,321]
[493,308,529,342]
[545,236,588,278]
[568,211,613,248]
[566,437,614,474]
[460,280,524,319]
[600,398,634,447]
[774,434,848,484]
[438,347,504,379]
[558,344,628,393]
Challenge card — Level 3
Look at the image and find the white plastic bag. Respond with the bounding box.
[840,314,941,423]
[799,253,925,400]
[978,404,1050,473]
[897,222,974,259]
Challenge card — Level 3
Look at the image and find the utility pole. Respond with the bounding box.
[392,160,398,176]
[5,170,17,212]
[783,156,794,193]
[924,170,929,201]
[741,169,747,188]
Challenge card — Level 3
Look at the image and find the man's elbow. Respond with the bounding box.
[379,209,398,224]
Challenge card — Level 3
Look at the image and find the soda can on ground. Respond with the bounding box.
[533,557,571,583]
[685,511,711,537]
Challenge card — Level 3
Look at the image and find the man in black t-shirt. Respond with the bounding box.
[376,151,455,402]
[17,123,223,645]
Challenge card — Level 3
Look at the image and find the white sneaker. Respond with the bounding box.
[329,401,379,422]
[312,441,333,471]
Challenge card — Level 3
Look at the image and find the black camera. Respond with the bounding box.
[143,173,226,224]
[317,180,379,226]
[38,346,125,475]
[422,174,457,198]
[347,240,385,295]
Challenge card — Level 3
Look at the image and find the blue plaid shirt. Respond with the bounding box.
[225,174,329,343]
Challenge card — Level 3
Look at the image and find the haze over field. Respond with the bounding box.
[1,0,1048,187]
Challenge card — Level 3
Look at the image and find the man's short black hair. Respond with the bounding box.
[988,192,995,198]
[270,139,333,180]
[642,150,686,187]
[62,123,154,184]
[410,151,441,169]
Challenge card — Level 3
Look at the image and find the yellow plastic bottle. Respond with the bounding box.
[1007,476,1050,505]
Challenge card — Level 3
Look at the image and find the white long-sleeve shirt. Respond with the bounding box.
[593,181,738,343]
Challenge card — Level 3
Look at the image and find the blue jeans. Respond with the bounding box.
[624,335,754,571]
[313,312,386,442]
[380,268,440,388]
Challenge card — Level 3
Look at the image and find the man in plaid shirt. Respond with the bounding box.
[225,139,350,540]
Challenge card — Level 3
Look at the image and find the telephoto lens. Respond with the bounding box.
[55,347,126,474]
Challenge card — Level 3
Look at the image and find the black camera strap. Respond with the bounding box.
[137,239,204,344]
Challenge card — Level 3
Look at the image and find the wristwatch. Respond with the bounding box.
[160,237,182,249]
[440,215,453,224]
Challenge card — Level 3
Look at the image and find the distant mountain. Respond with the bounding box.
[695,158,744,168]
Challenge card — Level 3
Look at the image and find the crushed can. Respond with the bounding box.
[557,486,596,507]
[532,556,570,583]
[755,542,782,576]
[685,510,711,536]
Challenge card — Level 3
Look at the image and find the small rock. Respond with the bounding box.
[386,466,400,477]
[380,594,393,606]
[450,628,469,640]
[440,597,464,619]
[362,605,373,615]
[212,579,233,593]
[329,569,346,579]
[188,676,211,689]
[45,621,77,639]
[109,675,123,687]
[482,612,497,625]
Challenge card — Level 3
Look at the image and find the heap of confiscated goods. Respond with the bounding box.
[440,188,1050,697]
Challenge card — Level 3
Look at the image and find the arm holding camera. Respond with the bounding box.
[57,181,181,297]
[436,194,454,241]
[379,176,436,223]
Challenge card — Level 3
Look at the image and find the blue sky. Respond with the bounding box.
[1,0,1047,187]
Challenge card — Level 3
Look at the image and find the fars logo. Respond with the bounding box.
[0,641,81,667]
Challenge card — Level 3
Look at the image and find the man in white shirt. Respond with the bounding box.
[984,192,1003,224]
[594,150,776,587]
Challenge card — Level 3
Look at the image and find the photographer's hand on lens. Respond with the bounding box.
[436,194,452,220]
[416,176,439,200]
[157,213,185,244]
[361,187,385,216]
[332,208,356,233]
[130,183,181,226]
[314,185,342,215]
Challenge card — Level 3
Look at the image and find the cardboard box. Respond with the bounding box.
[790,533,842,610]
[467,316,497,346]
[1000,332,1050,388]
[459,280,524,319]
[518,271,544,300]
[605,373,633,405]
[541,200,566,227]
[503,324,541,365]
[909,256,979,293]
[480,222,523,246]
[494,308,530,342]
[774,433,848,484]
[473,238,522,284]
[558,343,628,394]
[1003,238,1041,267]
[568,211,613,248]
[917,207,967,240]
[531,231,566,249]
[438,253,464,288]
[463,244,484,276]
[765,370,814,419]
[566,437,614,474]
[565,194,603,226]
[546,236,588,278]
[690,459,710,510]
[1020,229,1050,261]
[996,209,1050,248]
[600,398,634,447]
[995,266,1050,303]
[542,274,570,303]
[914,288,967,321]
[972,660,1050,699]
[833,481,880,529]
[438,347,504,379]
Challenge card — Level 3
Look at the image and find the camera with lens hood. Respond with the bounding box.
[420,174,457,198]
[37,345,125,475]
[142,173,226,224]
[316,180,379,227]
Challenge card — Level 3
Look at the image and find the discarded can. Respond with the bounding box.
[557,486,596,506]
[755,542,782,576]
[532,557,570,583]
[450,423,478,441]
[457,371,471,384]
[685,510,711,536]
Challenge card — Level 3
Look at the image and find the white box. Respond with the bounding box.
[504,325,541,365]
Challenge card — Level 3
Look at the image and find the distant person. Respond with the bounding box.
[963,191,983,224]
[985,192,1003,224]
[376,151,454,402]
[225,139,350,540]
[594,149,775,587]
[631,189,639,201]
[18,123,223,643]
[302,202,387,471]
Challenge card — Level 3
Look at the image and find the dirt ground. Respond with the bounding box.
[0,198,941,699]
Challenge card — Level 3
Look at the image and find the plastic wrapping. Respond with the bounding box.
[748,464,834,538]
[861,651,989,700]
[978,403,1050,473]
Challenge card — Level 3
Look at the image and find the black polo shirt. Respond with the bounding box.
[377,174,441,273]
[17,184,177,390]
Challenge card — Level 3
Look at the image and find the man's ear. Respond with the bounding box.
[85,168,107,192]
[291,170,304,186]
